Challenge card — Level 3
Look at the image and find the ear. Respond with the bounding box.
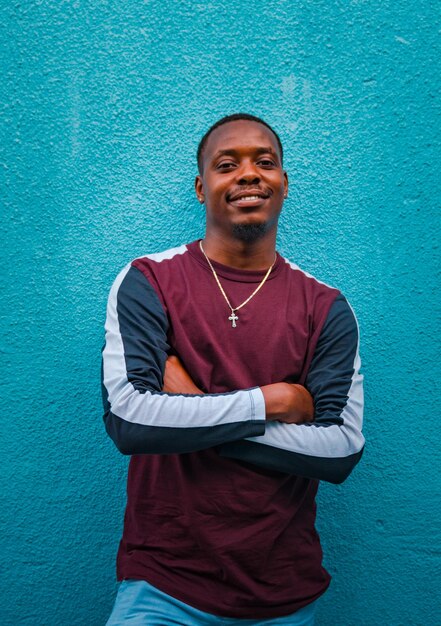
[195,175,205,204]
[283,171,289,198]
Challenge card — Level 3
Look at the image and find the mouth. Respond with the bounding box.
[228,189,270,206]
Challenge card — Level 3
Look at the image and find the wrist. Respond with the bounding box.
[261,383,287,421]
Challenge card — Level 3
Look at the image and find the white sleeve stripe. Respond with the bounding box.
[245,314,364,460]
[102,264,266,431]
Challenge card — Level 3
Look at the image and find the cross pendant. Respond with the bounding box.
[228,312,239,328]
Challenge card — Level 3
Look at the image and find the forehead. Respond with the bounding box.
[203,120,281,162]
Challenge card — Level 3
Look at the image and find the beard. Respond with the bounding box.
[231,222,270,243]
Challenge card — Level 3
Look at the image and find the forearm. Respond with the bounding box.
[103,388,265,455]
[220,295,365,484]
[102,265,265,455]
[163,355,314,422]
[219,379,364,483]
[219,417,364,484]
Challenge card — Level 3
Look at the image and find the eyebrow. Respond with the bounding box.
[212,147,279,161]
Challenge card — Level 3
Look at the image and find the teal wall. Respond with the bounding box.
[1,2,440,624]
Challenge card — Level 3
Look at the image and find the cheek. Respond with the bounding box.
[208,186,229,205]
[271,181,286,197]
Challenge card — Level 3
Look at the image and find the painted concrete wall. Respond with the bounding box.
[2,1,439,624]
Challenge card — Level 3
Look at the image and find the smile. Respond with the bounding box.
[228,189,270,203]
[234,195,264,201]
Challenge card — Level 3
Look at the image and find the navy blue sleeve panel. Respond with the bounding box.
[117,265,170,391]
[305,294,361,426]
[102,263,266,455]
[219,295,365,484]
[105,419,266,456]
[219,440,364,484]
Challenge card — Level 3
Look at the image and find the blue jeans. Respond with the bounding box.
[106,579,317,625]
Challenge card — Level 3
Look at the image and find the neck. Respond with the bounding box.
[201,230,277,270]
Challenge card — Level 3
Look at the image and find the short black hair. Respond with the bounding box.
[197,113,283,174]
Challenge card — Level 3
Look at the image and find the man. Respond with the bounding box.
[102,113,364,625]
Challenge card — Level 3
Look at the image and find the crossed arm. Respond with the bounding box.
[102,264,364,483]
[163,355,315,425]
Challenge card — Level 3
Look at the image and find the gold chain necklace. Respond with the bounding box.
[199,240,277,328]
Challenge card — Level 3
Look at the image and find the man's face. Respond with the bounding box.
[195,120,288,242]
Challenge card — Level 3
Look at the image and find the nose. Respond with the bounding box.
[236,160,261,185]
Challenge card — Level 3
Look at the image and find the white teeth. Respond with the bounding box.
[237,195,261,201]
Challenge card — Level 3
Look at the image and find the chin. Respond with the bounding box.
[231,222,270,243]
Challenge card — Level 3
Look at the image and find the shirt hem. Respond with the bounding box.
[116,568,330,620]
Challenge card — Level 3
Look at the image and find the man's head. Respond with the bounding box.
[197,113,283,175]
[195,114,288,244]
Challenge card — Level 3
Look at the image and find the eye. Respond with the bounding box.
[216,161,236,171]
[258,158,276,168]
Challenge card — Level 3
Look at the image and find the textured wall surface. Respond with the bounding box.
[1,1,440,624]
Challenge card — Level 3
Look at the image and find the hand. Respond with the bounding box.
[162,355,204,395]
[261,383,314,424]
